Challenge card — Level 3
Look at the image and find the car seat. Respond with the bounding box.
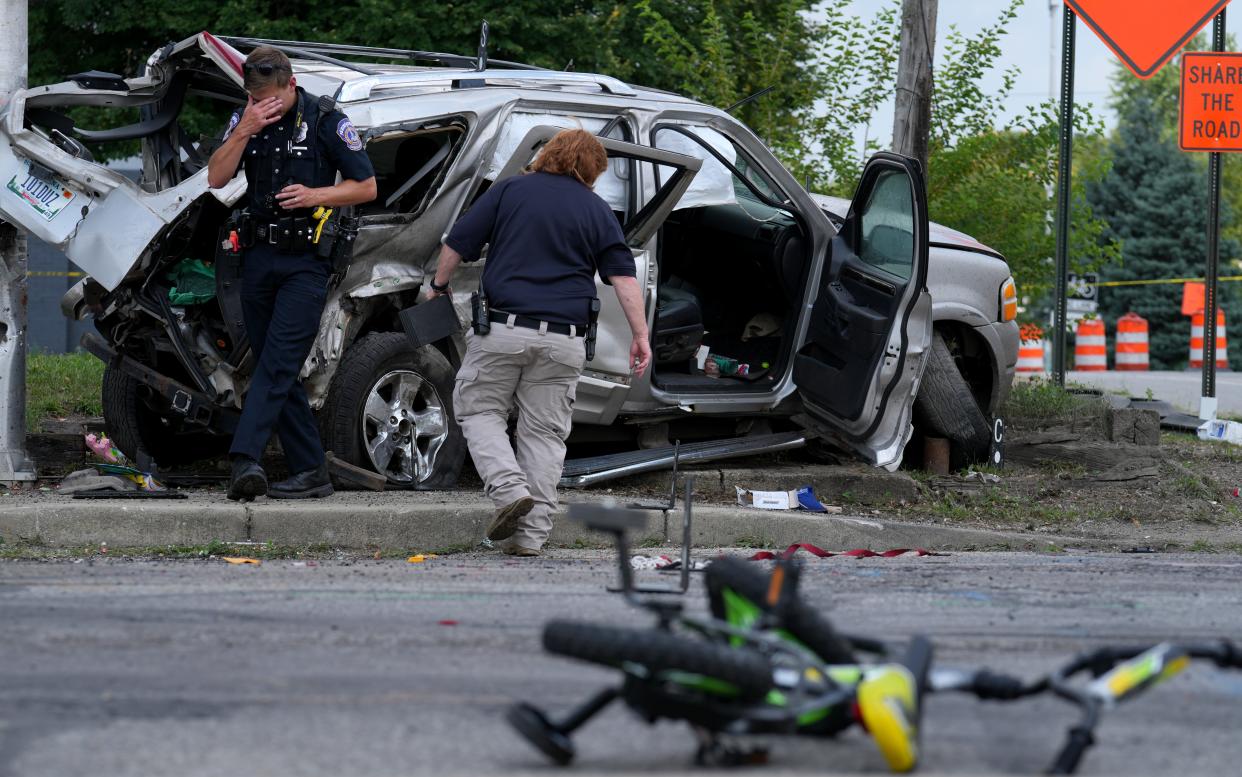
[653,285,705,365]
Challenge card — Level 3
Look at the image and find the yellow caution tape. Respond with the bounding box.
[1095,274,1242,287]
[27,270,85,278]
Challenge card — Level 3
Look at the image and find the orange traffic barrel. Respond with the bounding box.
[1114,312,1150,371]
[1074,318,1107,371]
[1189,308,1229,369]
[1017,323,1045,374]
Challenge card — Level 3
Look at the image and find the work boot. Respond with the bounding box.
[268,461,334,500]
[486,495,535,541]
[227,457,267,502]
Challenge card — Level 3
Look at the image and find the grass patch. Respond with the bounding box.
[26,351,104,431]
[730,535,774,549]
[1004,380,1108,432]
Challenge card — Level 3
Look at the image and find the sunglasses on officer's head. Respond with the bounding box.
[243,62,290,76]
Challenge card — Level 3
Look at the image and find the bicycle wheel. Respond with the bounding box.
[543,621,774,701]
[706,556,856,664]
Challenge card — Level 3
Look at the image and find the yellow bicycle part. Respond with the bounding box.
[311,206,333,244]
[857,664,920,773]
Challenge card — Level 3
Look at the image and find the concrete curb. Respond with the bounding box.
[0,496,1149,553]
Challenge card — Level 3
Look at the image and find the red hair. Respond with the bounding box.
[530,129,608,187]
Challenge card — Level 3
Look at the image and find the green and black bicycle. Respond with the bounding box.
[507,503,1242,774]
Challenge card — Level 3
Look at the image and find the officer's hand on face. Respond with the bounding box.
[276,184,321,210]
[630,335,652,377]
[235,96,284,138]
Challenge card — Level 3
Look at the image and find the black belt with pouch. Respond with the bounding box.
[236,211,358,268]
[238,213,314,254]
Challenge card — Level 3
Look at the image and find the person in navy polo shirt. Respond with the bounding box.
[207,46,376,501]
[427,129,650,556]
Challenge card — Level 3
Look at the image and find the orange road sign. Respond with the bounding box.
[1183,281,1206,316]
[1180,52,1242,151]
[1066,0,1231,79]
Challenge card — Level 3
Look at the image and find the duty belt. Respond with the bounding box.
[238,213,315,254]
[488,311,585,337]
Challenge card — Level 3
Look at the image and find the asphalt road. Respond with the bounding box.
[2,551,1241,776]
[1067,369,1242,416]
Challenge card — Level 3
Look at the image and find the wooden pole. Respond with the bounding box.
[892,0,938,171]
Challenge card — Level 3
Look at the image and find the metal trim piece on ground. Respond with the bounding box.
[558,431,807,488]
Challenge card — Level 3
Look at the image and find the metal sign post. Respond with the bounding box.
[1201,9,1227,419]
[0,0,36,484]
[1052,5,1076,387]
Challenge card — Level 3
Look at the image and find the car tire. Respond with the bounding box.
[101,365,231,467]
[913,331,991,467]
[319,332,465,489]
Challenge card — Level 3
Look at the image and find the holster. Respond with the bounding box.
[315,214,360,273]
[585,297,601,361]
[470,291,491,336]
[238,212,256,248]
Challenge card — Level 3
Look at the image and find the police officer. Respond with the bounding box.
[207,47,376,501]
[428,129,651,556]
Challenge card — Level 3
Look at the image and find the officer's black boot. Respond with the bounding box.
[268,461,334,499]
[227,456,268,502]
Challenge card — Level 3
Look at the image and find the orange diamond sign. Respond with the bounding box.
[1066,0,1232,79]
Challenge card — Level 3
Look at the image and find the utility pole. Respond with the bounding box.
[892,0,938,171]
[1049,0,1060,102]
[0,0,37,484]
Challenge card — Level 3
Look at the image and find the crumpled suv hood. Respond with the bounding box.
[0,32,246,290]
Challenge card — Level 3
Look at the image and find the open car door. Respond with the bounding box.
[0,32,246,290]
[488,125,700,422]
[793,152,932,469]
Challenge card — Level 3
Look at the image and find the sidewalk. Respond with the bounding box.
[0,489,1180,554]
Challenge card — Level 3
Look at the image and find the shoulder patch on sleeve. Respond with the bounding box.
[222,111,240,140]
[336,118,363,151]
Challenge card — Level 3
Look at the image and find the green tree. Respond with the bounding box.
[1087,93,1241,369]
[920,0,1117,305]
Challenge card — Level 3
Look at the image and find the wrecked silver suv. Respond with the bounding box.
[0,33,1019,487]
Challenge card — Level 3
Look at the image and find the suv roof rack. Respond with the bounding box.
[336,68,637,102]
[218,36,539,72]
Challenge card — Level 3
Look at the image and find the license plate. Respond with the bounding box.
[5,160,77,222]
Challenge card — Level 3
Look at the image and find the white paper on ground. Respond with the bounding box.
[736,486,797,510]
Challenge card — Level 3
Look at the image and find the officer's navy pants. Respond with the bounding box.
[228,245,329,473]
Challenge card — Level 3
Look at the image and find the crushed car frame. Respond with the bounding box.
[0,33,1019,487]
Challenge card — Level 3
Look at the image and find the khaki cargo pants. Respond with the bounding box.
[452,320,585,551]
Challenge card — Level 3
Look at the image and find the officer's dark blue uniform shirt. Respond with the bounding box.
[445,172,636,327]
[223,88,374,220]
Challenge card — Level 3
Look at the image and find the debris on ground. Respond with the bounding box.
[735,485,840,512]
[749,544,944,561]
[1199,419,1242,446]
[57,469,133,495]
[221,557,260,565]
